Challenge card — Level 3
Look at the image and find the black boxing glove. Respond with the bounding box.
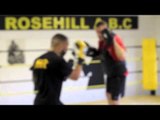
[68,59,74,68]
[86,47,100,57]
[101,28,115,46]
[84,41,100,57]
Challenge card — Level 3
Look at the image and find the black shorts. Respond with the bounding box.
[34,100,63,105]
[106,75,126,100]
[34,96,64,105]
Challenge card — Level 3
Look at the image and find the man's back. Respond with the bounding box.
[31,51,72,105]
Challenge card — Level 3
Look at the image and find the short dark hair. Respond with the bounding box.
[51,34,68,47]
[96,21,107,28]
[52,34,68,42]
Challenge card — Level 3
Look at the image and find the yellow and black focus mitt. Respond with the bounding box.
[75,40,88,65]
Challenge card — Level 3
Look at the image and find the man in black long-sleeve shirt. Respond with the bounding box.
[31,34,87,105]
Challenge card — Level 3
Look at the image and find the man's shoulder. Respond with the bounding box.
[114,34,124,43]
[33,51,64,66]
[114,34,122,40]
[31,52,59,70]
[38,51,57,59]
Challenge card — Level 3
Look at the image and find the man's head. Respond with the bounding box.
[51,34,69,56]
[95,21,108,40]
[11,40,15,45]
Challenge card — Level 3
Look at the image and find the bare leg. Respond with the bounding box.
[110,100,119,105]
[106,93,112,105]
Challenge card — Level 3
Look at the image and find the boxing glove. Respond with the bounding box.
[75,40,87,65]
[101,28,115,46]
[83,41,100,57]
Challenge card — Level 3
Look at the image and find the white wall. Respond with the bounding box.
[0,15,160,105]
